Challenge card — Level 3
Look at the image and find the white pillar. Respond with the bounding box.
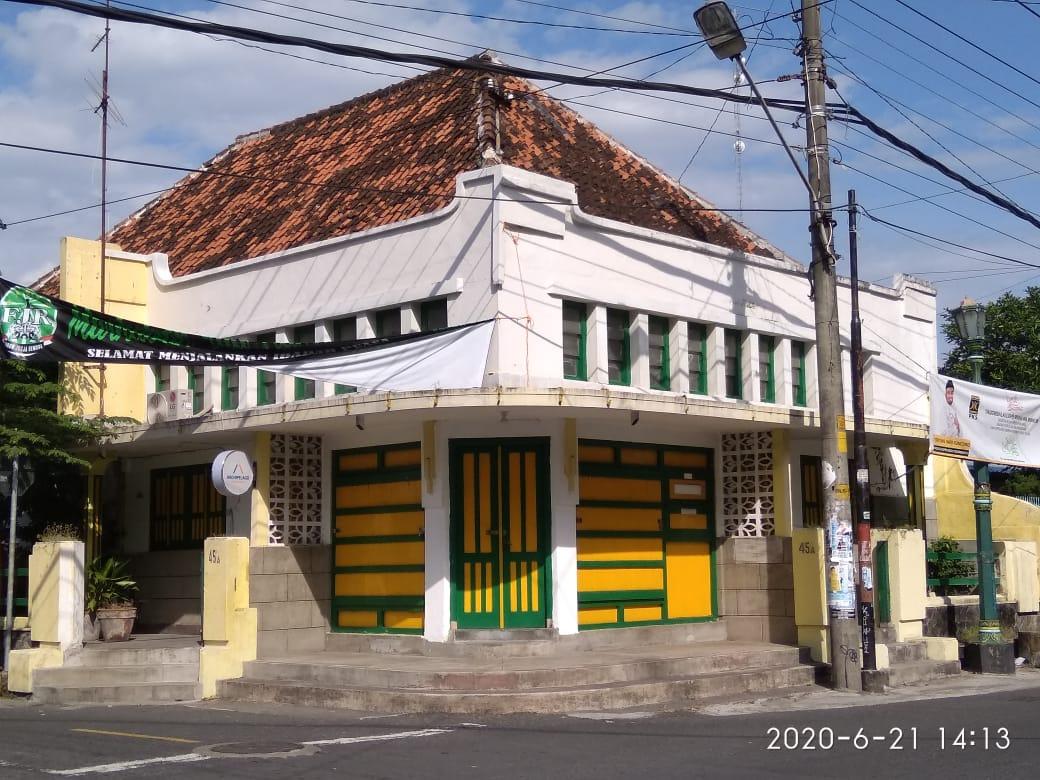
[631,312,650,390]
[671,320,689,394]
[587,305,609,386]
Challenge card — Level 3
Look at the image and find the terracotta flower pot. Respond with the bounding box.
[97,606,137,642]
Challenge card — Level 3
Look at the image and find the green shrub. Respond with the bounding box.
[36,523,80,542]
[85,557,138,613]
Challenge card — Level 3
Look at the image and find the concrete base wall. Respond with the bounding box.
[250,545,331,658]
[717,536,795,644]
[128,550,202,633]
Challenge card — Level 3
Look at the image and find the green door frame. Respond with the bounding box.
[449,438,553,630]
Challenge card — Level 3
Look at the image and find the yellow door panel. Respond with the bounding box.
[576,506,660,532]
[335,571,424,598]
[578,444,614,463]
[336,510,424,538]
[579,606,619,625]
[669,512,708,531]
[384,610,423,630]
[335,541,425,568]
[336,480,421,509]
[665,541,712,618]
[619,447,657,466]
[578,567,663,592]
[338,452,378,472]
[579,476,661,503]
[479,452,492,554]
[662,450,708,468]
[623,605,663,622]
[577,536,663,562]
[338,609,378,628]
[384,448,421,468]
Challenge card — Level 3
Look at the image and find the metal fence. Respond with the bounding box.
[0,565,29,619]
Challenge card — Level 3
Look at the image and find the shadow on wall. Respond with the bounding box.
[127,550,203,634]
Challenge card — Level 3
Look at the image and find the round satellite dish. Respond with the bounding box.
[212,450,254,496]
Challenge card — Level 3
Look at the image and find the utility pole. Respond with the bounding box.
[93,0,112,420]
[848,190,880,685]
[801,0,860,690]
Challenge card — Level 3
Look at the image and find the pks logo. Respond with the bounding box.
[0,287,58,358]
[968,394,981,420]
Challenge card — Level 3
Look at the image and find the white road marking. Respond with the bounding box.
[47,728,451,775]
[358,713,406,720]
[303,728,451,746]
[567,712,654,720]
[46,753,209,776]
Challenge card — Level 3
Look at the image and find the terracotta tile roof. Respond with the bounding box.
[37,57,781,295]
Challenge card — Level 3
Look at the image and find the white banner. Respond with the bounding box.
[931,373,1040,468]
[270,319,494,392]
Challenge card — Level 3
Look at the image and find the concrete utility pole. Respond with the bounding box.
[800,0,860,690]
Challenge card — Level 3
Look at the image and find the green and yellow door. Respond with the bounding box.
[576,441,715,628]
[450,439,551,629]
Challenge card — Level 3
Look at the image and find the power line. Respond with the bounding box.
[0,139,837,223]
[859,208,1040,270]
[1015,0,1040,21]
[892,0,1040,91]
[847,0,1040,115]
[827,58,1033,209]
[15,0,1040,236]
[511,0,698,33]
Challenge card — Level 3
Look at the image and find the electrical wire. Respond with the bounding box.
[847,0,1040,115]
[833,7,1040,134]
[892,0,1040,91]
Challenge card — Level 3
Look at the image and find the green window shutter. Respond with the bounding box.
[293,325,316,401]
[687,323,707,394]
[562,301,587,380]
[255,332,276,406]
[188,366,205,414]
[376,309,401,338]
[221,367,239,411]
[333,317,357,395]
[607,308,630,386]
[759,335,775,403]
[649,315,670,390]
[792,340,807,406]
[419,299,448,331]
[724,329,743,400]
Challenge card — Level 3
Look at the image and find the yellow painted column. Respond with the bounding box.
[57,237,150,422]
[250,432,271,547]
[199,537,257,698]
[793,527,828,663]
[771,429,792,537]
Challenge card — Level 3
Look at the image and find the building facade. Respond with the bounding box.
[39,62,937,654]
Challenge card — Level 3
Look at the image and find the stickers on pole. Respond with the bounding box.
[826,510,856,618]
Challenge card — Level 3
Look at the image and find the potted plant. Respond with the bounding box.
[86,557,139,642]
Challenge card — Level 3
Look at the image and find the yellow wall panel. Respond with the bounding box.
[338,610,379,628]
[580,476,661,503]
[335,572,424,597]
[665,541,712,618]
[384,448,421,468]
[384,610,423,630]
[338,452,378,472]
[578,567,663,592]
[624,605,663,622]
[578,536,663,562]
[663,450,708,468]
[578,606,619,625]
[336,511,424,538]
[335,541,424,568]
[336,480,421,509]
[669,512,708,531]
[576,507,659,532]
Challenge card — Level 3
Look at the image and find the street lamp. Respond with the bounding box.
[952,297,1013,674]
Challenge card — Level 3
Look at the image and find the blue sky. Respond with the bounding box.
[2,0,1040,328]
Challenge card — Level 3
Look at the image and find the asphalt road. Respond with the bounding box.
[0,679,1038,779]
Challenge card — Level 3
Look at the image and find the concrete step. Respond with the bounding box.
[885,641,928,664]
[66,645,200,667]
[323,621,729,659]
[241,644,803,691]
[887,659,961,688]
[32,681,199,706]
[34,663,199,688]
[218,664,814,715]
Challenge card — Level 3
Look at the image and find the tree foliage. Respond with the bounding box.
[941,287,1040,394]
